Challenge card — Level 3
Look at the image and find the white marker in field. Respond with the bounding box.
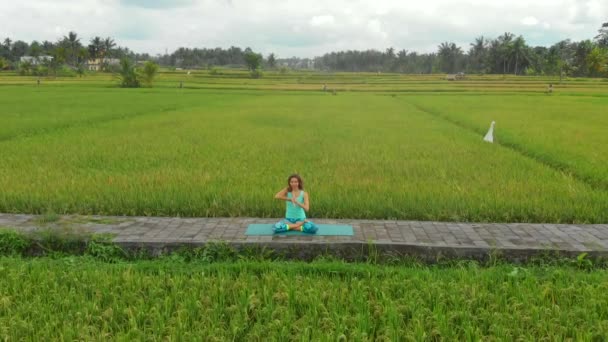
[484,121,495,143]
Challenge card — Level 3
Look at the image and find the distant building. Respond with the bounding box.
[445,72,465,81]
[20,55,53,65]
[278,58,315,70]
[87,58,120,71]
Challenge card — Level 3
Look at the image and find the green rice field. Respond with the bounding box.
[2,70,608,340]
[1,71,607,223]
[1,257,607,340]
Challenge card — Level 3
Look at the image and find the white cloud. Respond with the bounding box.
[310,15,335,27]
[367,19,386,39]
[521,16,539,26]
[1,0,606,58]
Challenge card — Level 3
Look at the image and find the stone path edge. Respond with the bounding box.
[1,213,607,262]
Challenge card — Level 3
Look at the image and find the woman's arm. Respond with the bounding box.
[298,192,310,211]
[274,187,291,201]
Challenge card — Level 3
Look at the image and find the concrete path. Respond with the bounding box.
[1,213,607,261]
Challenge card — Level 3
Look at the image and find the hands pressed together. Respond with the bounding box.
[291,197,302,207]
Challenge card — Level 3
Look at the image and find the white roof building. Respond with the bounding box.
[20,55,53,65]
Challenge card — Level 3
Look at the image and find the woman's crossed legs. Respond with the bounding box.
[273,218,318,234]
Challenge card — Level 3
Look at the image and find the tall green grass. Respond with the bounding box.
[403,94,608,190]
[0,86,219,140]
[1,73,607,222]
[1,88,607,222]
[1,257,607,340]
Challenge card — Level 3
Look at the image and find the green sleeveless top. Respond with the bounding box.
[286,191,306,219]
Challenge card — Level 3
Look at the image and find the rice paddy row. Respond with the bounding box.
[0,72,606,222]
[1,257,607,340]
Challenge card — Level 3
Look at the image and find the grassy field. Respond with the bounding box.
[1,257,607,340]
[1,71,607,340]
[404,95,608,190]
[0,71,607,223]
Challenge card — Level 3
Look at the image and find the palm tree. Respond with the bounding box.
[267,53,276,68]
[497,32,514,74]
[552,40,575,81]
[88,36,104,59]
[2,38,12,60]
[438,42,463,73]
[397,49,408,73]
[510,36,528,75]
[103,37,116,58]
[41,41,54,54]
[468,36,487,73]
[62,31,81,66]
[77,47,89,66]
[595,22,608,47]
[29,41,42,59]
[385,47,395,59]
[384,47,396,71]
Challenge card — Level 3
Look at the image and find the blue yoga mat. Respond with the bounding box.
[246,224,353,236]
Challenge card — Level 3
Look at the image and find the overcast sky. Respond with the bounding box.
[1,0,606,57]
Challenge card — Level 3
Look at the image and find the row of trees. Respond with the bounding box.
[155,47,287,71]
[0,31,150,73]
[313,35,605,76]
[314,23,608,77]
[2,22,607,77]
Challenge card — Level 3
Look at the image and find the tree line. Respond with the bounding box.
[315,23,608,77]
[0,32,151,75]
[1,22,606,77]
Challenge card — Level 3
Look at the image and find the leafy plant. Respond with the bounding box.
[116,58,140,88]
[85,234,126,262]
[0,229,29,256]
[141,61,159,87]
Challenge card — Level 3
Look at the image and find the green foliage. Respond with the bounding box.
[33,228,89,255]
[574,252,594,270]
[0,229,29,256]
[141,60,159,87]
[249,67,263,79]
[56,65,77,77]
[267,53,276,68]
[1,258,608,340]
[244,51,262,71]
[18,60,32,75]
[174,242,237,262]
[0,57,8,70]
[75,64,86,77]
[33,65,48,76]
[586,47,608,76]
[85,234,126,262]
[116,58,140,88]
[524,67,539,76]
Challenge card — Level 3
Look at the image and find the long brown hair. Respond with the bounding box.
[287,174,303,191]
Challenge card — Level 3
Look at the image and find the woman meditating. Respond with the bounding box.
[273,174,318,234]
